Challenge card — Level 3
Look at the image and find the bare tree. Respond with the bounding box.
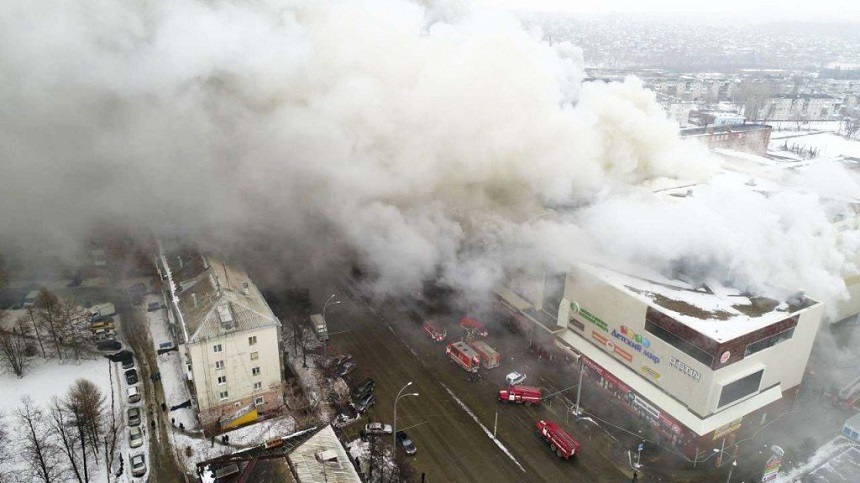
[17,396,62,483]
[36,289,64,360]
[0,410,22,483]
[21,306,46,357]
[66,379,106,458]
[0,324,30,377]
[59,300,89,361]
[48,397,86,483]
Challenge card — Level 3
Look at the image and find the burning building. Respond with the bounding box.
[496,263,823,460]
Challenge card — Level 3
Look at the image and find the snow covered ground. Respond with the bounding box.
[775,436,860,482]
[143,293,198,431]
[0,357,113,413]
[770,132,860,159]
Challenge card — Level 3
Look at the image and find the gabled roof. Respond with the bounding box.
[288,425,361,483]
[160,245,279,344]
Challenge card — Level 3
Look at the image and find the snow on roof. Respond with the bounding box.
[578,263,815,342]
[288,425,362,483]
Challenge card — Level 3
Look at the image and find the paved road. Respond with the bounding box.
[314,283,630,483]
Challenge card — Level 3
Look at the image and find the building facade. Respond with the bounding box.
[679,123,772,155]
[156,245,284,430]
[761,94,841,121]
[496,263,823,460]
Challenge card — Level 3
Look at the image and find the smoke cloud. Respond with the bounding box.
[1,0,857,309]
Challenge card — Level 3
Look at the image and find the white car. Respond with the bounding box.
[506,371,526,386]
[365,422,393,435]
[127,386,141,404]
[129,426,143,448]
[130,453,146,477]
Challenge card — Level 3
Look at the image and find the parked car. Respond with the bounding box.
[127,407,141,426]
[127,386,141,404]
[396,431,417,455]
[157,342,176,355]
[422,321,447,342]
[365,422,393,435]
[352,378,375,400]
[130,453,147,477]
[458,317,488,337]
[147,302,162,312]
[506,371,527,386]
[125,369,139,385]
[122,355,135,370]
[89,314,114,324]
[354,392,376,413]
[129,426,143,448]
[335,361,356,378]
[96,340,122,352]
[128,283,147,296]
[327,354,353,368]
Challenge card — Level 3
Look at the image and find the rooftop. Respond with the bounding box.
[160,244,279,345]
[287,425,362,483]
[577,262,817,343]
[679,123,771,137]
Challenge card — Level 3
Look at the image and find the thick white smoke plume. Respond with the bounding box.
[0,0,856,308]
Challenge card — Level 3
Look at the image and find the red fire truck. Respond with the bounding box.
[446,341,481,373]
[499,386,542,406]
[535,420,579,459]
[468,340,500,369]
[423,321,447,342]
[459,317,488,337]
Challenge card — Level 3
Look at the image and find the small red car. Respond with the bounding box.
[459,317,488,337]
[423,321,447,342]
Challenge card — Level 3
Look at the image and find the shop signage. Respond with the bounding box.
[571,302,608,332]
[641,366,661,381]
[659,413,683,435]
[593,331,633,362]
[761,454,782,482]
[712,417,743,440]
[583,356,630,393]
[669,356,701,382]
[632,394,660,420]
[612,326,660,364]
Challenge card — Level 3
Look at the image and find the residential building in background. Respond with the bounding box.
[679,123,772,155]
[155,244,284,431]
[760,94,841,121]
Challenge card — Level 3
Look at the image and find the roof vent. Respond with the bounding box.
[315,449,338,463]
[217,304,235,331]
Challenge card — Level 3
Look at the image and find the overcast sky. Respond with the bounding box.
[476,0,860,22]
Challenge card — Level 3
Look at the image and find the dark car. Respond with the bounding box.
[128,283,147,296]
[90,314,114,324]
[96,340,122,352]
[327,354,353,368]
[335,361,356,378]
[352,378,375,400]
[125,369,139,385]
[127,407,141,426]
[396,431,417,455]
[147,302,162,312]
[122,355,135,370]
[354,392,376,413]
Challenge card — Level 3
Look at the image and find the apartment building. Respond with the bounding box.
[761,94,841,121]
[156,245,284,430]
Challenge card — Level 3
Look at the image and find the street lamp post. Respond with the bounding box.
[574,356,584,415]
[321,294,341,368]
[393,382,419,450]
[726,460,737,483]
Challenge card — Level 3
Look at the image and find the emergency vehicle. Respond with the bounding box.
[423,321,447,342]
[535,420,579,459]
[458,317,488,337]
[499,386,542,406]
[468,340,500,369]
[446,341,481,373]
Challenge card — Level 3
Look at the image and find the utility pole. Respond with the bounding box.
[493,411,498,439]
[574,356,584,415]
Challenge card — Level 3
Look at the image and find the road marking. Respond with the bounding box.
[440,383,526,473]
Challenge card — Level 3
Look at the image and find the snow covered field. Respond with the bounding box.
[0,357,113,413]
[770,132,860,159]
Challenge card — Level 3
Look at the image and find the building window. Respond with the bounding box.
[744,328,795,357]
[215,360,224,370]
[249,336,257,346]
[250,351,259,361]
[219,391,229,400]
[217,375,227,385]
[645,320,714,366]
[254,396,264,406]
[213,344,222,353]
[718,370,764,408]
[254,381,262,391]
[252,367,261,376]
